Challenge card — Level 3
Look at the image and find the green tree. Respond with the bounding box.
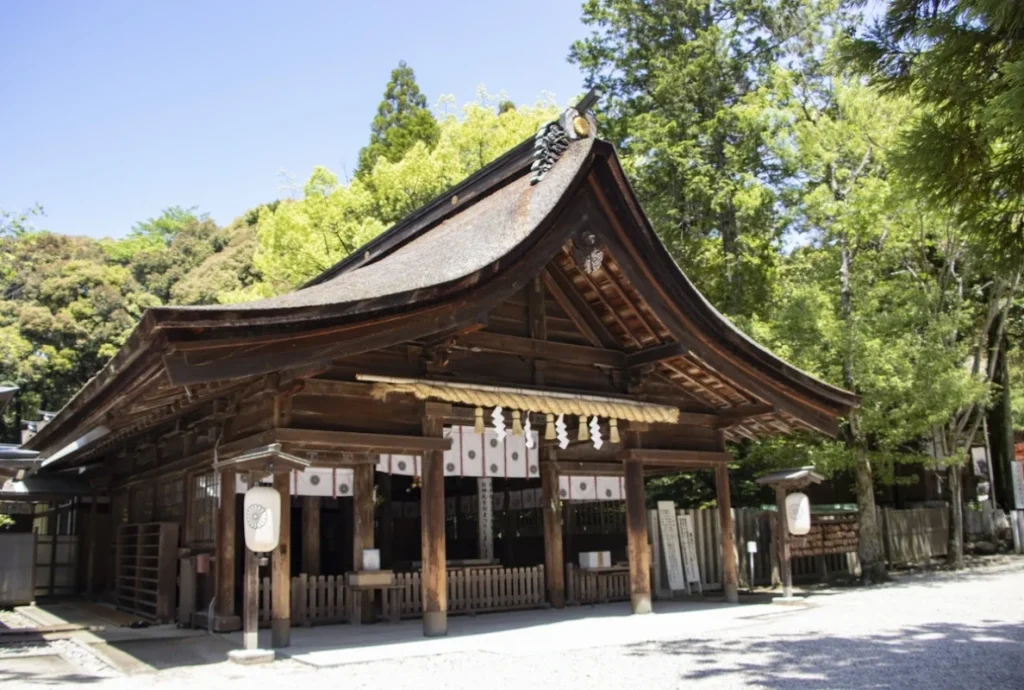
[569,0,839,318]
[355,61,441,178]
[846,0,1024,265]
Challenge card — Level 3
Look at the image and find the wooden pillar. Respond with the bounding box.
[302,497,321,576]
[86,494,99,596]
[774,486,793,598]
[352,462,375,623]
[271,472,291,648]
[540,455,565,608]
[421,404,450,636]
[243,474,259,650]
[379,474,393,567]
[715,463,739,603]
[216,470,236,619]
[624,460,652,614]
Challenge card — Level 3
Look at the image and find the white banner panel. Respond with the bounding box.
[595,476,625,501]
[505,433,528,478]
[482,429,505,478]
[443,426,462,476]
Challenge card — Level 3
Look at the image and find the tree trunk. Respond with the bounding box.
[854,441,888,583]
[987,325,1015,509]
[947,463,965,569]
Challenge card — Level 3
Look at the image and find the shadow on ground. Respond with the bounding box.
[626,620,1024,689]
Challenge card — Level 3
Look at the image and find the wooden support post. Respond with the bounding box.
[541,455,565,608]
[243,474,259,650]
[216,470,236,619]
[271,472,291,648]
[86,494,98,596]
[379,474,393,568]
[624,460,652,614]
[48,502,58,597]
[421,405,450,637]
[353,462,375,623]
[715,463,739,603]
[302,496,321,576]
[775,486,793,598]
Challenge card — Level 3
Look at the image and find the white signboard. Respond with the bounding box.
[657,501,686,591]
[676,514,702,589]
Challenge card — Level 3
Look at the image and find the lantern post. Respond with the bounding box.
[756,467,824,601]
[214,444,310,664]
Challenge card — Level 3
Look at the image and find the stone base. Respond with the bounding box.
[771,595,806,605]
[227,649,275,665]
[423,611,448,637]
[631,593,653,614]
[723,583,739,603]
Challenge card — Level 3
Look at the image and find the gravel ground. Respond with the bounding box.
[4,559,1023,689]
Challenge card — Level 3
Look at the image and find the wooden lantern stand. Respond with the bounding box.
[755,467,824,600]
[215,444,310,664]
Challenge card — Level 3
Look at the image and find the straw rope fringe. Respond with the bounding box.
[368,381,678,424]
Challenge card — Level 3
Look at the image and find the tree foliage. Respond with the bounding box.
[356,61,441,178]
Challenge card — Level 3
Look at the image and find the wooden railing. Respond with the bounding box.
[564,563,630,605]
[259,566,547,625]
[258,574,352,626]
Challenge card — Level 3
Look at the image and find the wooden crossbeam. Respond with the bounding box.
[713,403,775,428]
[619,448,732,468]
[274,428,452,453]
[459,330,625,369]
[624,342,689,369]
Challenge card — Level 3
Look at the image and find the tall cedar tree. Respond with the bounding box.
[355,61,440,178]
[569,0,830,318]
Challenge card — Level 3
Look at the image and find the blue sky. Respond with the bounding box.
[1,1,586,239]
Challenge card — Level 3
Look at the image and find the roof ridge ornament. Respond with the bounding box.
[530,89,600,185]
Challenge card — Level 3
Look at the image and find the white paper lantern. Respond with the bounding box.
[243,485,282,552]
[785,492,811,536]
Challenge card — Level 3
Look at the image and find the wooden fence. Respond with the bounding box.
[392,566,546,617]
[878,506,948,565]
[564,563,630,605]
[261,566,546,625]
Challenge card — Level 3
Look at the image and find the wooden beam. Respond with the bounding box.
[459,330,624,369]
[620,448,732,467]
[352,462,375,623]
[715,463,739,603]
[540,455,565,608]
[216,470,237,620]
[421,410,448,637]
[301,497,321,576]
[553,460,625,477]
[271,472,291,648]
[625,342,689,369]
[541,268,613,348]
[714,403,776,428]
[299,379,376,398]
[274,428,451,453]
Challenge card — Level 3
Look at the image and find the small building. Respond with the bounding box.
[22,105,856,642]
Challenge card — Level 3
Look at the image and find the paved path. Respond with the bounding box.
[3,559,1022,689]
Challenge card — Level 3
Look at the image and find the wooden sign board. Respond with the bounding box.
[676,514,702,592]
[657,501,686,592]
